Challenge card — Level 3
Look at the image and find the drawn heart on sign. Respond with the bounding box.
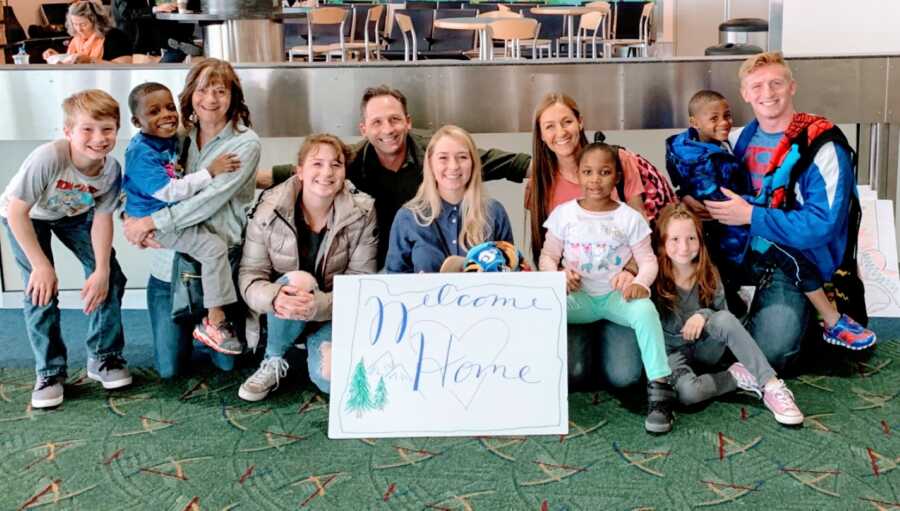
[451,318,511,410]
[407,318,511,411]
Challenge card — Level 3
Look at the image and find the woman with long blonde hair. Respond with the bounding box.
[386,125,513,272]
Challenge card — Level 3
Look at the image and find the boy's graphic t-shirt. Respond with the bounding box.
[0,139,122,220]
[543,199,651,296]
[741,128,782,194]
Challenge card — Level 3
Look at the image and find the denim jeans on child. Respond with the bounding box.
[3,212,127,378]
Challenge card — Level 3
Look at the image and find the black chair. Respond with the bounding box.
[427,8,476,59]
[40,2,68,25]
[382,8,432,60]
[460,2,497,13]
[24,3,68,39]
[283,18,308,54]
[405,1,437,9]
[1,5,28,63]
[286,7,350,62]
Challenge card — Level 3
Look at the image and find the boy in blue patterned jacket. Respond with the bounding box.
[666,91,751,314]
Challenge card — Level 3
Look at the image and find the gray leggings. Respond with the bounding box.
[667,310,776,406]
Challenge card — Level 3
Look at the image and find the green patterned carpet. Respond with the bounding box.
[1,341,898,510]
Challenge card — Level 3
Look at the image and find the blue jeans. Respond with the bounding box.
[3,213,126,378]
[764,243,822,293]
[147,275,235,378]
[743,260,811,373]
[266,314,332,393]
[568,320,644,390]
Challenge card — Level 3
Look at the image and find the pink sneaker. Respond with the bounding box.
[762,380,804,426]
[193,318,242,355]
[727,362,762,398]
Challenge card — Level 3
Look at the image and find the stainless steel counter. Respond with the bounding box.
[2,55,899,137]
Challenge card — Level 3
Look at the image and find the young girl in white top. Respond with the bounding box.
[539,142,675,434]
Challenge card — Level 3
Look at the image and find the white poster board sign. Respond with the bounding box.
[328,272,568,439]
[857,186,900,317]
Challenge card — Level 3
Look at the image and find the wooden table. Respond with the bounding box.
[530,6,596,59]
[433,17,496,61]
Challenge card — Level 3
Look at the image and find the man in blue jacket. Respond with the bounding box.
[705,52,874,373]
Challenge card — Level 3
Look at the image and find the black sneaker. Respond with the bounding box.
[645,380,675,434]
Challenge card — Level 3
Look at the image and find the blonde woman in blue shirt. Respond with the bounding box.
[385,125,513,273]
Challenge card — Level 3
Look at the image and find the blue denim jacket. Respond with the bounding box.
[385,198,513,273]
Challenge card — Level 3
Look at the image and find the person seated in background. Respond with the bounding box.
[42,0,133,64]
[385,125,514,273]
[256,85,531,268]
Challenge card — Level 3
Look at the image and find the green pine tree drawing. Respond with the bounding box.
[372,376,388,410]
[346,359,372,417]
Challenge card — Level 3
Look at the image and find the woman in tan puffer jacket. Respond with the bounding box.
[238,134,377,401]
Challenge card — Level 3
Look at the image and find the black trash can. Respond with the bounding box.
[704,43,763,56]
[719,18,768,50]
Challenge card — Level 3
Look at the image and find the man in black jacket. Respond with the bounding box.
[257,85,532,267]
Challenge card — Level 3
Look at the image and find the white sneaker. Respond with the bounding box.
[238,357,289,402]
